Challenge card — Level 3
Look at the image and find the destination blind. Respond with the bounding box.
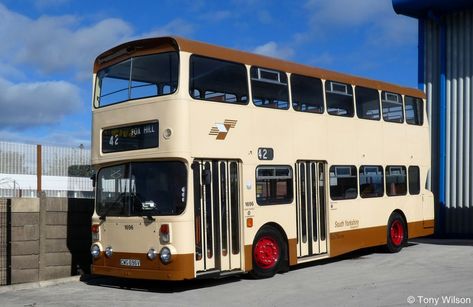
[102,122,158,153]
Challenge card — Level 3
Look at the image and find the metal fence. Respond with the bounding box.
[0,199,11,286]
[0,141,93,199]
[0,142,37,175]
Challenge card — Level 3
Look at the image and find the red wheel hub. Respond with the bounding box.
[390,220,404,246]
[254,236,280,269]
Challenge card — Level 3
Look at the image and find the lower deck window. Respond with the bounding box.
[359,165,384,198]
[408,166,420,195]
[386,165,407,196]
[329,165,357,200]
[256,166,293,205]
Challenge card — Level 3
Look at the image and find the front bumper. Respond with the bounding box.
[91,251,194,281]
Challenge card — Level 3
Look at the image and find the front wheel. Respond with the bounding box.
[251,227,286,278]
[386,213,407,253]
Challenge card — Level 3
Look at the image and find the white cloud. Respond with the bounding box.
[0,61,25,80]
[0,3,133,78]
[201,10,232,23]
[306,0,388,28]
[310,52,335,67]
[0,128,90,147]
[304,0,416,47]
[372,15,417,46]
[0,78,82,128]
[253,41,294,59]
[142,18,196,38]
[37,130,91,147]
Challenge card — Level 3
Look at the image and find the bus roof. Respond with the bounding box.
[94,36,425,98]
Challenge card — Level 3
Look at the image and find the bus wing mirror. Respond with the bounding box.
[90,173,96,188]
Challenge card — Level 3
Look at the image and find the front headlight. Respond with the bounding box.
[91,244,101,258]
[147,248,157,260]
[160,247,172,264]
[105,246,113,258]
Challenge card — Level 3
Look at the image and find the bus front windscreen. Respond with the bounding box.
[95,51,179,107]
[96,161,187,217]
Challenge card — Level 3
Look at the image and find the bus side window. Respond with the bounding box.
[405,96,424,125]
[382,91,404,123]
[189,55,248,105]
[325,81,354,117]
[355,87,380,120]
[408,166,420,195]
[386,166,407,196]
[359,166,384,198]
[251,67,289,110]
[291,74,324,113]
[329,165,357,200]
[255,165,293,205]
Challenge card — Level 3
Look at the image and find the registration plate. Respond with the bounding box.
[120,259,141,267]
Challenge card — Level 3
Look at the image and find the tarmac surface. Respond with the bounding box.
[1,238,472,307]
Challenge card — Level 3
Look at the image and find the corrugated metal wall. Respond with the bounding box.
[424,11,473,235]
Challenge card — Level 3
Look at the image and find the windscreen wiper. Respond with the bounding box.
[99,193,127,220]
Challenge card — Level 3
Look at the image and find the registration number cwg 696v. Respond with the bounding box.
[120,259,141,267]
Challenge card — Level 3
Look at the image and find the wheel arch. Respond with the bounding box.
[390,209,409,239]
[255,222,290,265]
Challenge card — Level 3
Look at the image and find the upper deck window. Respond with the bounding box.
[325,81,354,117]
[190,55,248,104]
[355,87,380,120]
[382,91,404,123]
[95,52,178,107]
[291,74,324,114]
[251,67,289,110]
[405,96,424,126]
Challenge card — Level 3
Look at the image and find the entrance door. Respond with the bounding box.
[192,160,241,273]
[296,161,328,257]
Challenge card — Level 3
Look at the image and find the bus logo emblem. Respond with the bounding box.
[209,119,237,140]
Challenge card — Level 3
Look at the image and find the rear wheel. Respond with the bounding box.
[386,212,407,253]
[251,226,286,278]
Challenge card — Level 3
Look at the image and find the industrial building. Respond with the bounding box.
[393,0,473,235]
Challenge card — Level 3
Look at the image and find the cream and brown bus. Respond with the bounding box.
[90,36,434,280]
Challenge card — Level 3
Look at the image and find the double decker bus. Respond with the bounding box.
[90,36,434,280]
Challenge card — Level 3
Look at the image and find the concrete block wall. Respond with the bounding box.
[11,198,40,284]
[5,197,94,284]
[39,197,93,281]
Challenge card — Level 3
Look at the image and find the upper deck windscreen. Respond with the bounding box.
[95,52,178,107]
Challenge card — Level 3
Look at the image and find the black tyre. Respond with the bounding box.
[251,226,286,278]
[386,212,407,253]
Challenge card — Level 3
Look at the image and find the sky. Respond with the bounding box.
[0,0,419,148]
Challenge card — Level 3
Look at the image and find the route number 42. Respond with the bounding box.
[109,135,119,146]
[258,147,274,160]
